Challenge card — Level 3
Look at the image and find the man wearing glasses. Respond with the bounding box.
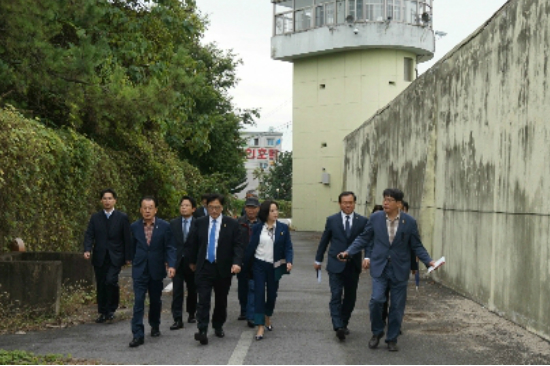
[184,194,244,345]
[339,188,436,352]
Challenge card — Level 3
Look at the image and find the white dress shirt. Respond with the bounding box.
[255,223,276,263]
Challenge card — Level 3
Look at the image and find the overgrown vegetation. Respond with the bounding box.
[0,350,96,365]
[0,0,258,252]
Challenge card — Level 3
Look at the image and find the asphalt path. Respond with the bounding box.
[1,231,549,364]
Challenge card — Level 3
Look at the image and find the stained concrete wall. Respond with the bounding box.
[343,0,550,340]
[0,252,95,315]
[0,261,62,314]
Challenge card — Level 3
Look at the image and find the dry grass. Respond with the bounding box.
[0,280,134,335]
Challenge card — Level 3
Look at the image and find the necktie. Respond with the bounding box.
[207,219,217,263]
[183,219,188,242]
[345,216,351,238]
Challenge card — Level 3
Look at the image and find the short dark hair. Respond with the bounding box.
[338,191,356,203]
[207,194,225,206]
[179,195,196,208]
[371,205,384,213]
[201,193,211,201]
[140,195,158,207]
[382,188,404,202]
[100,188,117,200]
[402,200,409,211]
[258,200,279,223]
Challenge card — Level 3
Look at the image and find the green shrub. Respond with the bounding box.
[0,106,204,252]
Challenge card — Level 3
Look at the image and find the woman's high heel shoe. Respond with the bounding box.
[255,326,265,341]
[265,316,273,331]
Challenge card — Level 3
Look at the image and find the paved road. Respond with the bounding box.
[1,232,549,364]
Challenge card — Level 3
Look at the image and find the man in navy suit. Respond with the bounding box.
[169,195,198,330]
[314,191,368,341]
[83,188,131,323]
[340,188,436,352]
[129,196,176,347]
[185,194,244,345]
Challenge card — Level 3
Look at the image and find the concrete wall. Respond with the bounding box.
[343,0,550,340]
[293,48,418,230]
[0,252,95,315]
[0,261,62,314]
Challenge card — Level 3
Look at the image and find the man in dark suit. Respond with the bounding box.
[340,188,436,352]
[193,193,210,218]
[314,191,368,341]
[169,195,198,330]
[185,194,244,345]
[83,188,131,323]
[129,196,176,348]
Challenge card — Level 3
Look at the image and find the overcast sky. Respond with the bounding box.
[195,0,510,151]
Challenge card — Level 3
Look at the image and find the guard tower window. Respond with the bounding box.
[404,57,414,82]
[365,0,384,21]
[254,138,260,146]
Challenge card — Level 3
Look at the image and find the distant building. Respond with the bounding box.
[239,131,283,199]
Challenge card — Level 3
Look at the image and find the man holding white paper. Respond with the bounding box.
[339,188,436,352]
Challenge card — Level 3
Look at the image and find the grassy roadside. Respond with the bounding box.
[0,349,98,365]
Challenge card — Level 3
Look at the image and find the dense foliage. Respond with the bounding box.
[253,151,292,201]
[0,0,257,251]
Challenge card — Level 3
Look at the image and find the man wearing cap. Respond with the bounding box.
[236,196,260,324]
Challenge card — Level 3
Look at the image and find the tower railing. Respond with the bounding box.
[274,0,432,36]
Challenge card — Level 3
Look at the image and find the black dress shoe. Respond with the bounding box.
[95,314,107,323]
[214,327,225,338]
[170,319,184,330]
[344,327,350,335]
[368,332,384,349]
[336,328,346,341]
[238,314,247,321]
[151,327,160,337]
[247,320,255,328]
[187,315,197,324]
[106,313,115,322]
[387,342,399,352]
[129,337,144,347]
[194,330,208,345]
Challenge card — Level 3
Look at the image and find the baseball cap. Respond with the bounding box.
[245,197,260,207]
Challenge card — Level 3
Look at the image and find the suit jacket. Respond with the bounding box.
[315,212,368,273]
[184,215,244,278]
[347,211,432,282]
[237,216,258,254]
[83,209,131,267]
[193,207,207,218]
[170,216,196,268]
[243,221,294,280]
[130,217,176,281]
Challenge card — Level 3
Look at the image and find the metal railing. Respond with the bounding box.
[274,0,432,36]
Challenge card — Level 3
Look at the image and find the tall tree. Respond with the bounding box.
[0,0,256,194]
[253,151,292,201]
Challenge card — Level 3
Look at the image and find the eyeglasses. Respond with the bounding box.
[208,205,222,211]
[383,197,396,203]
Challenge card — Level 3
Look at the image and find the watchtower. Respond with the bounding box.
[271,0,435,229]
